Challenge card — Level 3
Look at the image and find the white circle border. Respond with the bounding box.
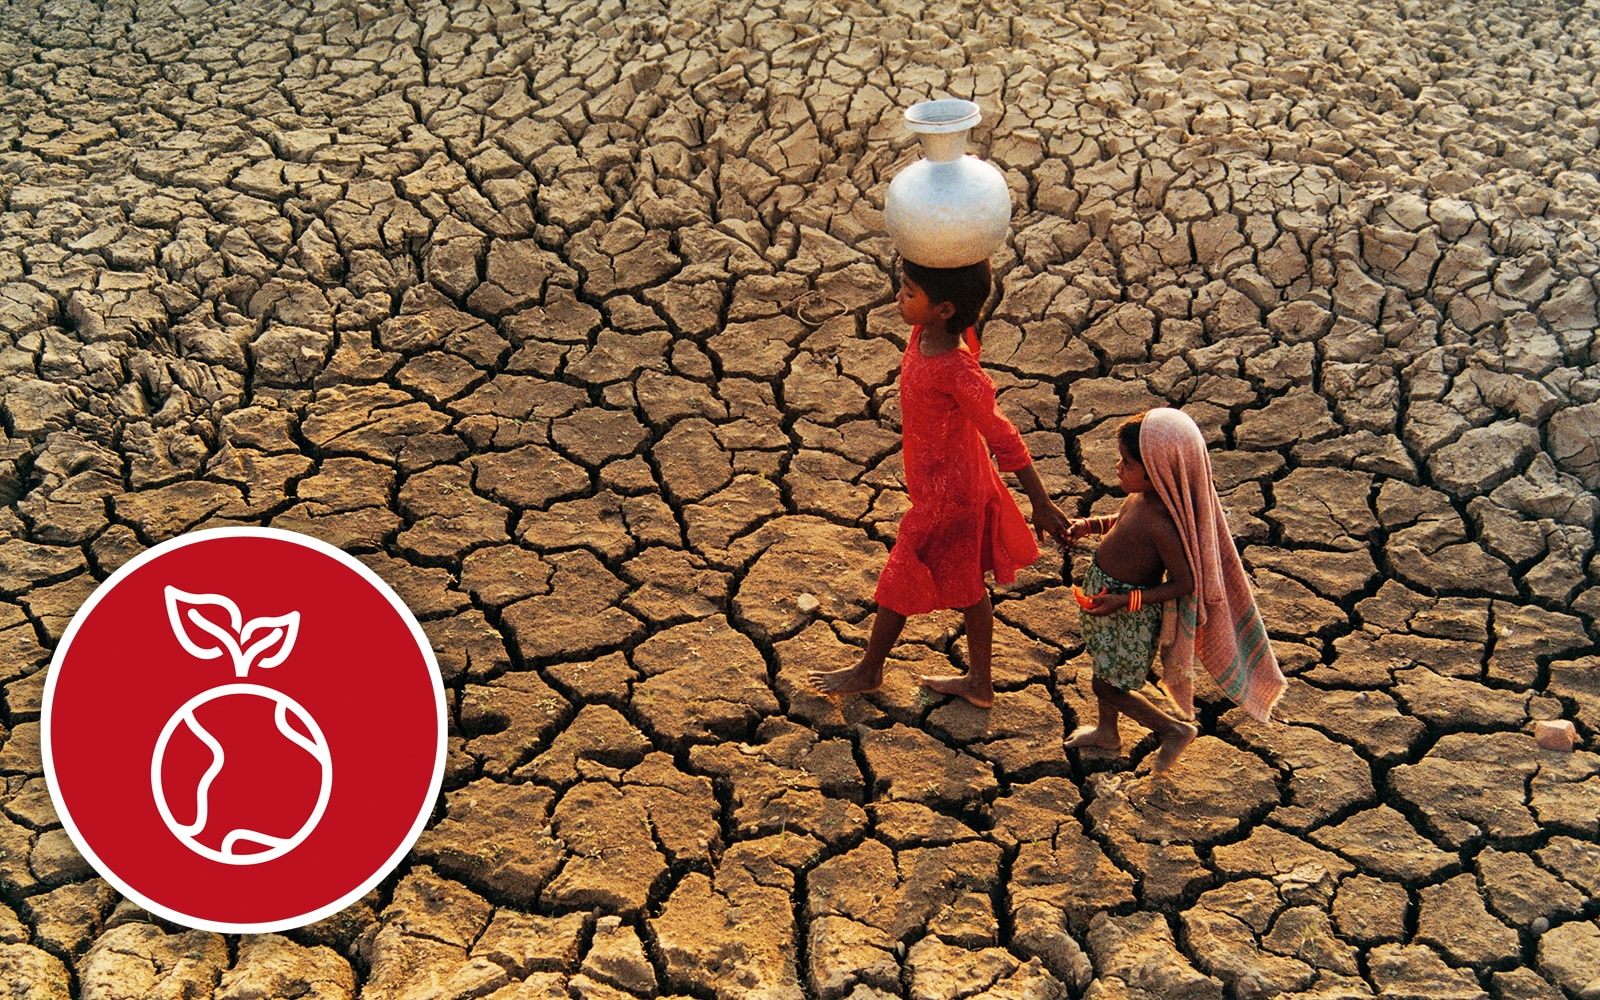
[41,526,447,935]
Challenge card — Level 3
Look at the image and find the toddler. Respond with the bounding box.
[1064,408,1284,771]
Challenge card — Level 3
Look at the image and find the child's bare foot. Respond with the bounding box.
[809,661,883,696]
[1153,723,1198,772]
[1064,724,1122,751]
[919,673,993,708]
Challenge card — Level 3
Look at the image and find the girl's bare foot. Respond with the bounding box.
[1153,723,1198,772]
[808,661,883,696]
[919,673,993,708]
[1064,724,1122,750]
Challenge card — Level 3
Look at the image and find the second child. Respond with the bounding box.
[1064,412,1198,770]
[1064,408,1284,771]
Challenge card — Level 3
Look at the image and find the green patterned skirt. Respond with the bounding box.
[1080,560,1162,691]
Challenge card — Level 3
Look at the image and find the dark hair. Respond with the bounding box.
[901,258,993,336]
[1117,412,1145,463]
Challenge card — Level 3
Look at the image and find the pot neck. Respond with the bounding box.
[918,130,969,162]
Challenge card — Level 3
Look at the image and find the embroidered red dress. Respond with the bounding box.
[874,326,1040,616]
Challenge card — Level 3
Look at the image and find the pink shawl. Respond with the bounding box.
[1141,408,1284,722]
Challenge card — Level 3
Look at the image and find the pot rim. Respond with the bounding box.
[904,98,981,134]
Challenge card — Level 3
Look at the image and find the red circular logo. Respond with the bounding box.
[43,528,445,933]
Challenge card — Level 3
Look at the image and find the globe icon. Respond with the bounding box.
[151,683,333,865]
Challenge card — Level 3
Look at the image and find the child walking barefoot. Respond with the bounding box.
[1064,408,1284,771]
[1064,412,1197,770]
[808,259,1069,707]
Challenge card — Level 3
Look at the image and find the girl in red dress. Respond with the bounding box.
[808,259,1069,706]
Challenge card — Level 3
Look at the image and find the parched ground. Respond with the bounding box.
[2,0,1600,997]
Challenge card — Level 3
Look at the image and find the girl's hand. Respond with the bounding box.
[1032,500,1071,544]
[1065,518,1093,541]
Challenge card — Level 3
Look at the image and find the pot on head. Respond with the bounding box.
[884,99,1012,268]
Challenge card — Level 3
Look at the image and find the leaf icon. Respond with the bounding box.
[164,587,301,677]
[166,588,242,660]
[241,613,300,671]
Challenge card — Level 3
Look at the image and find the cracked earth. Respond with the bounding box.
[2,0,1600,997]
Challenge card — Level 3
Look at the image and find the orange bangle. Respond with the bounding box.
[1128,589,1142,613]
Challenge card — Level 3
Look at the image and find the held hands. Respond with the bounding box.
[1064,514,1114,542]
[1031,499,1071,545]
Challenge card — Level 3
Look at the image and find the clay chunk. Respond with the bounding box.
[1535,720,1579,751]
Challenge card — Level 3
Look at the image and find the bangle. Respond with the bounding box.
[1128,589,1142,613]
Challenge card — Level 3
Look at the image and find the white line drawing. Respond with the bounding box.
[161,708,226,838]
[152,588,331,865]
[165,587,300,677]
[151,685,333,866]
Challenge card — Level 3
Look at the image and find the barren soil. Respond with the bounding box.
[2,0,1599,998]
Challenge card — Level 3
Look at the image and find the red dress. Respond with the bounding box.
[874,326,1040,616]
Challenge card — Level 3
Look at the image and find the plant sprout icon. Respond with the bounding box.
[150,587,333,865]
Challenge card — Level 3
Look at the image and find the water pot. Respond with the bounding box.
[884,99,1012,268]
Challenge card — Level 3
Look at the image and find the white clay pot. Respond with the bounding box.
[884,99,1012,268]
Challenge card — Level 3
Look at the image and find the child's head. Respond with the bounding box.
[1116,413,1145,465]
[900,258,993,334]
[1119,408,1211,500]
[1115,413,1151,495]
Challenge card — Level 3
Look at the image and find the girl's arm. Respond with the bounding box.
[949,362,1031,472]
[949,361,1070,541]
[1013,462,1070,543]
[1144,523,1195,606]
[1065,513,1117,540]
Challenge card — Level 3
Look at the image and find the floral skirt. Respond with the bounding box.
[1080,560,1162,691]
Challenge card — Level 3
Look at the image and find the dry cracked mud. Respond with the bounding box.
[2,0,1600,998]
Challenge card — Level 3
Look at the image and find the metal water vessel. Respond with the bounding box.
[884,99,1012,267]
